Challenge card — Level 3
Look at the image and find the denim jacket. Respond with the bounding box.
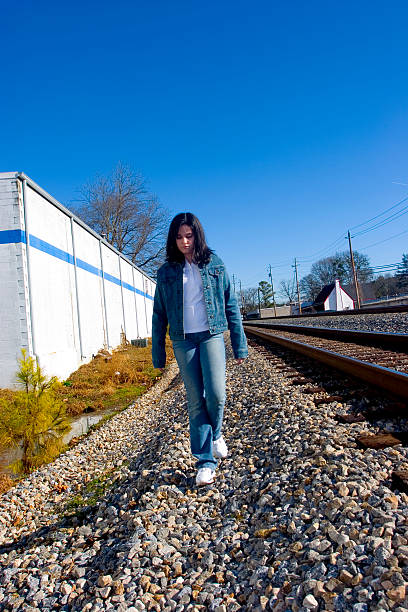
[152,253,248,368]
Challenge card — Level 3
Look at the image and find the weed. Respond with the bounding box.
[63,470,118,514]
[65,494,85,510]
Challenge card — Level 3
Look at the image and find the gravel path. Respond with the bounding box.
[1,340,408,611]
[257,312,408,334]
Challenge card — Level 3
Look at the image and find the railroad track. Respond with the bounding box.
[243,322,408,401]
[254,302,408,321]
[244,325,408,488]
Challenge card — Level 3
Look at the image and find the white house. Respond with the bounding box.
[313,279,354,312]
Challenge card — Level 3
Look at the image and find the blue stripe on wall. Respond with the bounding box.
[76,258,102,278]
[0,229,27,244]
[122,280,147,298]
[29,235,75,265]
[0,230,153,300]
[104,272,122,287]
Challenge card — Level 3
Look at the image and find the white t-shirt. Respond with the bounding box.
[183,260,209,333]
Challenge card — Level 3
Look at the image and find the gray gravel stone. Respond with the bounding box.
[1,336,408,610]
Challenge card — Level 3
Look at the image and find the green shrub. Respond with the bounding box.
[0,350,69,473]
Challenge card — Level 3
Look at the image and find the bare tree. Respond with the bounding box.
[73,163,170,276]
[299,273,322,302]
[242,287,258,311]
[279,278,296,303]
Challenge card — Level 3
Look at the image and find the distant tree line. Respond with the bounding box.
[356,254,408,301]
[278,251,408,305]
[233,250,408,315]
[298,251,372,302]
[242,281,280,312]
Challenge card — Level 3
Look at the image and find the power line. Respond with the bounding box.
[370,266,400,273]
[370,263,400,270]
[294,194,408,265]
[241,194,408,289]
[269,259,298,269]
[352,202,408,238]
[270,195,408,271]
[350,194,408,232]
[357,228,408,251]
[298,234,347,263]
[297,193,408,263]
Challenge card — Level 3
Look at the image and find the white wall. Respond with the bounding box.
[334,280,354,311]
[101,243,124,352]
[25,185,81,380]
[133,266,149,338]
[144,276,154,336]
[325,280,354,311]
[0,173,155,388]
[73,223,108,356]
[260,306,291,318]
[326,289,337,311]
[0,176,32,387]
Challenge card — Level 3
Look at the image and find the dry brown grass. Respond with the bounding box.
[0,474,13,495]
[56,337,174,416]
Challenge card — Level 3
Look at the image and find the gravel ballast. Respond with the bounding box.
[0,338,408,611]
[255,312,408,334]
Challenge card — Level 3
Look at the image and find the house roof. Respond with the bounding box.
[313,283,336,306]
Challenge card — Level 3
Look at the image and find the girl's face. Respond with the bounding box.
[176,224,195,259]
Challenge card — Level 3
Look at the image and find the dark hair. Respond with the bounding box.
[166,212,212,265]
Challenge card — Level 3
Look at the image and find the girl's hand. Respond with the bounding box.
[235,358,246,365]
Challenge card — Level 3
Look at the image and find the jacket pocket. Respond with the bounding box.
[208,267,225,314]
[208,266,224,279]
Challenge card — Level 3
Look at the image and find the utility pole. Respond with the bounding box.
[257,287,261,316]
[347,230,361,309]
[268,264,277,318]
[232,274,236,296]
[239,279,244,313]
[294,258,302,314]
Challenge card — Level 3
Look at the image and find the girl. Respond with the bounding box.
[152,213,248,486]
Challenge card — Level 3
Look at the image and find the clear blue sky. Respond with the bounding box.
[2,0,408,297]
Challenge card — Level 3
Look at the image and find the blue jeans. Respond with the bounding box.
[172,331,226,469]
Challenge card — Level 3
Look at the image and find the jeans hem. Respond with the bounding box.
[196,460,217,470]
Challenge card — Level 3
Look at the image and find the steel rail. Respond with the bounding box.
[244,322,408,350]
[250,303,408,322]
[244,326,408,401]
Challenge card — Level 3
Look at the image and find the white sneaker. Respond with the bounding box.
[196,468,215,486]
[213,436,228,459]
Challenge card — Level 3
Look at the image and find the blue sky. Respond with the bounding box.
[2,0,408,297]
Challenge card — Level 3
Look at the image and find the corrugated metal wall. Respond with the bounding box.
[0,172,155,388]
